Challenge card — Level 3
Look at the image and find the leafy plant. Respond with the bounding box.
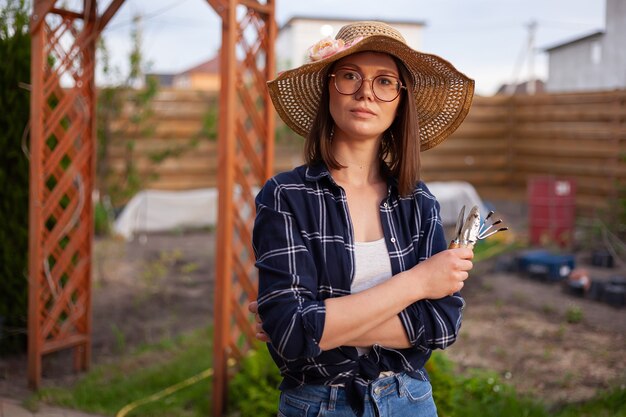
[94,199,113,236]
[96,17,160,208]
[565,306,583,324]
[228,345,281,417]
[427,352,549,417]
[0,0,30,354]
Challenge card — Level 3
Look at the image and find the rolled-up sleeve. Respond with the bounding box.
[398,189,465,351]
[253,179,326,361]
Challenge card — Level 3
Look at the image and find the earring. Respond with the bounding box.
[329,125,335,142]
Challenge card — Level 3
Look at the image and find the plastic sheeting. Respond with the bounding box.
[427,181,489,227]
[114,189,219,239]
[113,182,486,240]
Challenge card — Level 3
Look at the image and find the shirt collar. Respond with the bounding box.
[304,161,333,183]
[305,161,398,195]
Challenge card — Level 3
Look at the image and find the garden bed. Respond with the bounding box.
[1,224,624,411]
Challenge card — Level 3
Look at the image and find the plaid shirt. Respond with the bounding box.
[253,162,464,414]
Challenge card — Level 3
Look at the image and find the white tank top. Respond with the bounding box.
[351,237,393,355]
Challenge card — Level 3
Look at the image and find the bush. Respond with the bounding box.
[0,0,31,355]
[228,346,281,417]
[227,347,551,417]
[427,351,549,417]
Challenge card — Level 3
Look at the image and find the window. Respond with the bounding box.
[591,41,602,65]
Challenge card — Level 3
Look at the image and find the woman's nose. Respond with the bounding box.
[355,79,375,101]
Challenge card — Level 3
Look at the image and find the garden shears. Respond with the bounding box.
[448,205,508,250]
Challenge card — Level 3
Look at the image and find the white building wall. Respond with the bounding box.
[547,36,605,92]
[547,0,626,92]
[276,18,424,73]
[604,0,626,88]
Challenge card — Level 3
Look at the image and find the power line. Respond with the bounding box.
[105,0,192,32]
[535,19,602,30]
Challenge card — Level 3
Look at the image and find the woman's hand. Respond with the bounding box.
[248,300,271,343]
[406,248,474,299]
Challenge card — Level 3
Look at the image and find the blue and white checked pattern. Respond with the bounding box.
[253,163,465,413]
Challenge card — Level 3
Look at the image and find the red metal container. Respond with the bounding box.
[528,177,576,247]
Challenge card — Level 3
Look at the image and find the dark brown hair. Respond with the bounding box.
[304,56,421,197]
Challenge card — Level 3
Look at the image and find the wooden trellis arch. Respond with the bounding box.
[27,1,275,415]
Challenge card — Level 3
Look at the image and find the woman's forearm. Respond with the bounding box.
[319,270,419,350]
[319,248,472,351]
[341,315,411,349]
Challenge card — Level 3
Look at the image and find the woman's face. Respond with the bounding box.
[328,51,401,142]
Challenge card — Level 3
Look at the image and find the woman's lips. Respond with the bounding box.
[350,107,376,118]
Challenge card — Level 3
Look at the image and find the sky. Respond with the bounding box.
[98,0,606,95]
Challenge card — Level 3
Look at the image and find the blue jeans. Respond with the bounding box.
[277,373,438,417]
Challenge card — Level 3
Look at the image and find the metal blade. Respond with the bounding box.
[454,205,466,241]
[479,219,502,236]
[478,227,509,240]
[461,205,481,244]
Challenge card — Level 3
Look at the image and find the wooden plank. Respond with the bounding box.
[518,153,626,176]
[422,154,508,170]
[515,126,615,140]
[107,119,204,136]
[149,104,212,117]
[514,143,619,158]
[512,91,626,106]
[421,171,510,184]
[448,124,509,139]
[151,88,218,102]
[473,95,512,106]
[149,177,217,190]
[433,139,509,154]
[108,157,216,173]
[507,175,618,196]
[513,106,622,123]
[462,106,510,122]
[475,187,525,202]
[97,0,126,32]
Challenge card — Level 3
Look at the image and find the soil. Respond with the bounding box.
[1,207,625,409]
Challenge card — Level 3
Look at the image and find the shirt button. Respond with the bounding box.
[390,237,396,243]
[374,386,383,395]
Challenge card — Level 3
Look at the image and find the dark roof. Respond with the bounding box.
[280,15,426,31]
[544,30,605,52]
[495,79,546,95]
[145,73,175,86]
[179,55,220,75]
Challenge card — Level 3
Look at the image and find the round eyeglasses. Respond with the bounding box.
[329,69,406,102]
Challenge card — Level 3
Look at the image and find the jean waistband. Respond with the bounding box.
[283,372,408,410]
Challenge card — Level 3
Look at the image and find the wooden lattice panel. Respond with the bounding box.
[28,3,275,411]
[27,0,127,388]
[211,0,275,415]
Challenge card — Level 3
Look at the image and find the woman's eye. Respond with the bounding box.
[377,77,395,86]
[341,70,359,80]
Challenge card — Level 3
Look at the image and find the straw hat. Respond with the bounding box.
[268,21,474,151]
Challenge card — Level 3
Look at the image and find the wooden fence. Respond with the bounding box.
[105,89,626,218]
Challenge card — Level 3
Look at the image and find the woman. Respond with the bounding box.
[251,21,475,417]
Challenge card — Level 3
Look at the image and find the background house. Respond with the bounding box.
[145,17,425,91]
[172,55,220,91]
[545,0,625,92]
[276,17,425,72]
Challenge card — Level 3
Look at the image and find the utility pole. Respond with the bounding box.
[526,20,538,95]
[508,19,538,95]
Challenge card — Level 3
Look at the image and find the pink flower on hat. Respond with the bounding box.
[307,36,364,62]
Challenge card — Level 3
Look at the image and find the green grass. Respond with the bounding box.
[32,328,213,417]
[31,325,625,417]
[554,385,626,417]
